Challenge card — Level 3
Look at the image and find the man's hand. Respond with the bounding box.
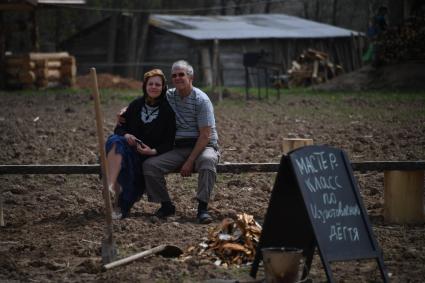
[180,126,211,177]
[180,160,194,177]
[116,106,127,126]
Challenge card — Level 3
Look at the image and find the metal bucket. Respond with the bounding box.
[262,247,304,283]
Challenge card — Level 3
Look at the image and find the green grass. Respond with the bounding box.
[0,87,425,119]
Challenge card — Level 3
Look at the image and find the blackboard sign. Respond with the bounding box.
[251,145,389,282]
[290,145,379,261]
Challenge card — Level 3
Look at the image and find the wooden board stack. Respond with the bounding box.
[287,48,344,87]
[4,52,76,89]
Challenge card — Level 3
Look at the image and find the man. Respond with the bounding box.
[143,60,219,224]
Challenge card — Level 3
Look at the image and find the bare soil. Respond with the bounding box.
[0,85,425,282]
[313,63,425,92]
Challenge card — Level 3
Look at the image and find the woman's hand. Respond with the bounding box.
[136,143,157,156]
[117,107,127,126]
[124,133,138,147]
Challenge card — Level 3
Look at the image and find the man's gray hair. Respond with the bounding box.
[171,60,194,77]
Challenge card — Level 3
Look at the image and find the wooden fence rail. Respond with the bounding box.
[1,161,424,224]
[0,161,425,175]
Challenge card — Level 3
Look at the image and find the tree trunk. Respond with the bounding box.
[135,13,150,80]
[303,0,310,19]
[127,14,139,78]
[0,12,5,89]
[264,0,272,14]
[234,0,243,15]
[30,9,39,51]
[314,0,320,21]
[107,14,118,74]
[332,0,338,25]
[388,0,404,26]
[220,0,226,15]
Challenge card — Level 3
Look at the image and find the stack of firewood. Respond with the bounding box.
[182,213,262,266]
[376,15,425,63]
[287,49,344,87]
[4,52,76,89]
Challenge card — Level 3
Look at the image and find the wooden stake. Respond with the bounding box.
[90,68,116,263]
[0,195,4,227]
[282,138,314,155]
[384,170,425,224]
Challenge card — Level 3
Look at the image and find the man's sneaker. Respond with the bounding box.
[197,211,213,224]
[154,204,176,219]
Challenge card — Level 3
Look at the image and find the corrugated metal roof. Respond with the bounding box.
[150,13,361,40]
[37,0,85,4]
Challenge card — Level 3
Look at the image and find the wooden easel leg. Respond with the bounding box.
[302,243,315,280]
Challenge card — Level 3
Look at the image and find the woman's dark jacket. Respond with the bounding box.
[114,95,176,154]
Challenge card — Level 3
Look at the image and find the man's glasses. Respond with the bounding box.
[171,72,186,78]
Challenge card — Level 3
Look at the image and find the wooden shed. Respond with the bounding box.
[146,13,365,87]
[61,12,364,87]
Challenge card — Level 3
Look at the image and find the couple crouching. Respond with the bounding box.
[105,60,219,224]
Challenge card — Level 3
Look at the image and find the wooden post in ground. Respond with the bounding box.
[282,138,314,155]
[384,170,425,224]
[0,195,4,227]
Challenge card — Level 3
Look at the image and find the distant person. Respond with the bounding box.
[364,6,389,64]
[106,69,175,219]
[143,60,220,224]
[373,6,388,35]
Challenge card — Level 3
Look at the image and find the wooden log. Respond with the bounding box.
[18,70,36,84]
[35,68,48,79]
[282,138,314,154]
[6,58,34,69]
[34,59,47,68]
[384,170,424,224]
[33,59,61,69]
[60,64,77,77]
[47,69,61,80]
[47,61,61,69]
[60,56,77,85]
[60,56,75,65]
[5,67,20,77]
[5,57,25,67]
[28,52,69,61]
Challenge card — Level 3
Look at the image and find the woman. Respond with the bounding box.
[105,69,175,219]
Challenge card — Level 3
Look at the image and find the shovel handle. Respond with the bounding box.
[90,68,114,232]
[104,245,167,270]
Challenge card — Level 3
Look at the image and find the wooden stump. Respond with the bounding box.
[282,138,314,154]
[384,170,424,224]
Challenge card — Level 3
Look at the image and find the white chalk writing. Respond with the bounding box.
[304,175,342,193]
[329,223,360,242]
[310,202,361,224]
[294,151,338,176]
